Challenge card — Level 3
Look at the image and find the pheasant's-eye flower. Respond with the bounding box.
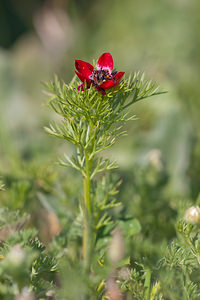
[75,53,125,95]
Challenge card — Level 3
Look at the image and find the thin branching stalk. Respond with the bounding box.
[83,149,94,272]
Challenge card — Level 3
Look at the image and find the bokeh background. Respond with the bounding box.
[0,0,200,245]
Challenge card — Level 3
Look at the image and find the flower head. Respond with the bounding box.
[75,53,125,95]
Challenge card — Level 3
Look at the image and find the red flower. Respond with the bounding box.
[75,53,125,95]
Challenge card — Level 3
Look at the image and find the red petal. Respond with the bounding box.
[75,60,93,79]
[114,72,125,82]
[75,71,92,85]
[100,80,116,89]
[85,62,94,72]
[100,72,125,90]
[97,53,113,73]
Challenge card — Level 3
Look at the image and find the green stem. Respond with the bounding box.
[144,268,151,300]
[83,150,94,272]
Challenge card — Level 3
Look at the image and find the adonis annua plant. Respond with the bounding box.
[44,53,163,298]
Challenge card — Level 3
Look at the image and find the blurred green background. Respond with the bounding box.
[0,0,200,242]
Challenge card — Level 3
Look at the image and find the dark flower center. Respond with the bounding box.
[91,69,113,86]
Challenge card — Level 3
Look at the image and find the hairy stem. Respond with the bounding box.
[83,150,94,273]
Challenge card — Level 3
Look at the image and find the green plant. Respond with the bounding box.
[44,62,162,297]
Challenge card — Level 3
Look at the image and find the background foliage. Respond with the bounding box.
[0,0,200,299]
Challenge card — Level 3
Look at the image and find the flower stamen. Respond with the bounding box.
[91,69,113,86]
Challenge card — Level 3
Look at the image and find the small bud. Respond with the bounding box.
[108,227,124,264]
[184,206,200,224]
[7,245,25,266]
[2,244,31,280]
